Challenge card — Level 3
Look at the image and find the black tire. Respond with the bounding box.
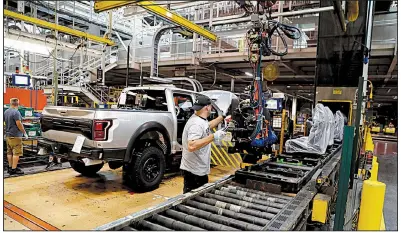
[124,146,166,191]
[69,160,104,176]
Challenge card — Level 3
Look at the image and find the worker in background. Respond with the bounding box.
[4,98,28,175]
[180,95,231,193]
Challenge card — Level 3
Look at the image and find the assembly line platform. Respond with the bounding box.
[3,165,236,230]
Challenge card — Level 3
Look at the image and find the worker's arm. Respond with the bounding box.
[188,134,214,152]
[209,115,224,129]
[15,120,27,136]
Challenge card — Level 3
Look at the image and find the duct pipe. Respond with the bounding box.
[166,77,198,92]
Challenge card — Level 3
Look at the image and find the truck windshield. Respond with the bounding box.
[118,90,168,111]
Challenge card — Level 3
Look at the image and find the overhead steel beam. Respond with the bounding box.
[5,29,103,57]
[94,1,217,42]
[4,9,115,45]
[386,43,398,75]
[280,62,305,75]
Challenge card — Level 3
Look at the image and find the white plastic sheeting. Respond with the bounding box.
[324,107,335,146]
[285,104,329,155]
[334,110,345,141]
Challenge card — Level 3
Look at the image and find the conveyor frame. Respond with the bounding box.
[95,145,342,231]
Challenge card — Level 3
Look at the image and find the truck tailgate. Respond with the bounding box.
[41,106,96,147]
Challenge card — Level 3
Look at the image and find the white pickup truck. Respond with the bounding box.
[38,85,230,191]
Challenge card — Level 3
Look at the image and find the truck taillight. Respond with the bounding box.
[93,120,112,141]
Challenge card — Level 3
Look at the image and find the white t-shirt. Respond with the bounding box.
[180,114,211,176]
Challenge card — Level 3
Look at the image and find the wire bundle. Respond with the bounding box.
[260,20,301,57]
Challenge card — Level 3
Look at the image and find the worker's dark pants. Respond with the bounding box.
[182,170,208,194]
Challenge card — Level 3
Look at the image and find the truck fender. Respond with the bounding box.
[124,122,171,162]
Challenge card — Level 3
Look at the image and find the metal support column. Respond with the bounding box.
[131,16,136,63]
[101,45,106,85]
[361,0,375,124]
[333,126,355,230]
[275,1,284,57]
[230,78,234,92]
[350,75,365,187]
[126,45,130,87]
[53,1,59,106]
[192,8,198,65]
[20,49,24,74]
[32,4,37,33]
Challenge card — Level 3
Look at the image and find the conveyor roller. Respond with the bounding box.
[163,209,237,231]
[193,196,273,224]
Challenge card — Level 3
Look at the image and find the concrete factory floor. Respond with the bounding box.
[3,164,236,230]
[375,140,398,231]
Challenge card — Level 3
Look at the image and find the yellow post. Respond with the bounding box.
[357,180,386,230]
[370,156,379,181]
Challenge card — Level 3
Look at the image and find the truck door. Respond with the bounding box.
[172,93,194,145]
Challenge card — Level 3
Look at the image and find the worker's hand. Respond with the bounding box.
[24,133,29,140]
[224,115,232,123]
[213,130,227,142]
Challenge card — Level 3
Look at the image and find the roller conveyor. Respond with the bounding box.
[95,145,342,231]
[235,144,342,193]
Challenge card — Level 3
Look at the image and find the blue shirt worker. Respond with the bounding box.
[4,98,28,175]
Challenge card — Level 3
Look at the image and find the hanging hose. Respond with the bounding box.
[261,20,301,56]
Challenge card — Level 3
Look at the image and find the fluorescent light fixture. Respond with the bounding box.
[245,72,253,77]
[287,86,291,88]
[5,38,51,55]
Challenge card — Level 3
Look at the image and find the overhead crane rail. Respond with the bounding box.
[94,1,218,42]
[4,9,115,46]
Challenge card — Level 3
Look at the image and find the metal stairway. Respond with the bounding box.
[38,50,118,104]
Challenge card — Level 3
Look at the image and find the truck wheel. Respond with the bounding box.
[69,160,104,176]
[124,146,166,191]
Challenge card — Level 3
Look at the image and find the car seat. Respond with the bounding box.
[285,104,329,155]
[334,110,345,142]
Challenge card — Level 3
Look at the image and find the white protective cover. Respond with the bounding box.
[285,104,329,155]
[334,110,345,141]
[324,107,335,146]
